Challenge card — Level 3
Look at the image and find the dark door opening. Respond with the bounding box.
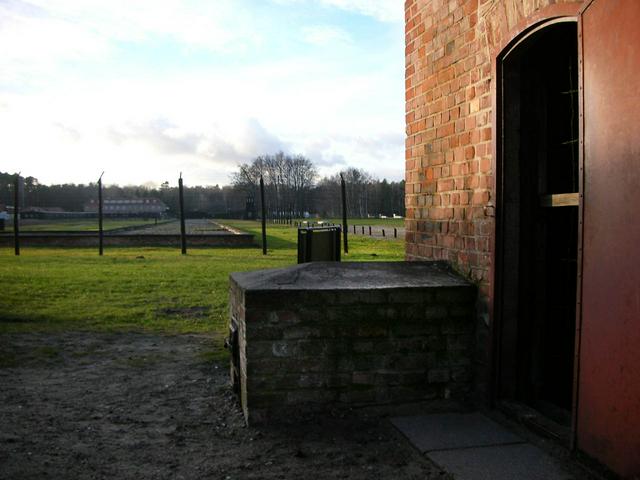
[497,21,579,426]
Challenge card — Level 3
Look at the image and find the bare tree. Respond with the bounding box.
[231,152,317,218]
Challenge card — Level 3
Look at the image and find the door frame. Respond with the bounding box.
[490,14,585,450]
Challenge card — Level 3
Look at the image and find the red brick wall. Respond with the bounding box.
[404,0,586,404]
[404,0,584,300]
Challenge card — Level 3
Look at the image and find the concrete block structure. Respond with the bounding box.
[229,262,475,424]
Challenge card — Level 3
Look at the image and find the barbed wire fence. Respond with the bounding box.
[1,171,404,257]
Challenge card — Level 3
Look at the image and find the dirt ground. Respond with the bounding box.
[122,219,227,235]
[0,333,451,480]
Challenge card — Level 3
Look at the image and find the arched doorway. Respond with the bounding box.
[495,20,579,427]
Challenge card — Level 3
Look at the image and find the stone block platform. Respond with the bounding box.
[229,261,476,424]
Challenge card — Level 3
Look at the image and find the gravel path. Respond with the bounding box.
[122,219,229,235]
[0,332,450,480]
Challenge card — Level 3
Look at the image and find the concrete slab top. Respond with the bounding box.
[391,413,523,452]
[392,413,580,480]
[230,261,472,292]
[428,443,576,480]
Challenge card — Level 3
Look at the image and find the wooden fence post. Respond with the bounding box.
[179,173,187,255]
[13,173,20,256]
[260,176,267,255]
[340,173,348,254]
[98,172,104,256]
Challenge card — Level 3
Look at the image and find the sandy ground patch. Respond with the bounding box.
[0,332,450,479]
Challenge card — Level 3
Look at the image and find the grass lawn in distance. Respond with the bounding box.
[0,220,404,335]
[222,219,404,256]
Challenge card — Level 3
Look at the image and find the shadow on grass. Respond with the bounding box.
[0,314,44,324]
[261,233,297,250]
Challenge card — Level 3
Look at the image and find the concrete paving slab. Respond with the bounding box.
[391,413,523,452]
[428,443,575,480]
[231,261,472,291]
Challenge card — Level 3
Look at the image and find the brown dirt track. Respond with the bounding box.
[0,332,451,480]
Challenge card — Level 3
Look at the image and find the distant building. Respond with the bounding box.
[21,207,74,219]
[84,198,168,216]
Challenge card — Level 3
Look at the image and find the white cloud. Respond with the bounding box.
[0,0,405,186]
[0,49,404,184]
[320,0,402,22]
[16,0,256,50]
[273,0,402,22]
[287,131,403,180]
[0,2,110,87]
[0,0,260,87]
[302,25,352,46]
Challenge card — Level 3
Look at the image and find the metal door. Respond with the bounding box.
[578,0,640,476]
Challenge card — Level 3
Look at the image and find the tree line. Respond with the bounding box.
[0,171,245,218]
[0,153,404,219]
[232,152,405,218]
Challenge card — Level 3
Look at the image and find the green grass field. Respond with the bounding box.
[4,218,160,232]
[0,220,404,335]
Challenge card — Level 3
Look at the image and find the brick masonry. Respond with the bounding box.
[229,262,476,424]
[404,0,586,401]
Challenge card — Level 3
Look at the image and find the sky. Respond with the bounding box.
[0,0,404,187]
